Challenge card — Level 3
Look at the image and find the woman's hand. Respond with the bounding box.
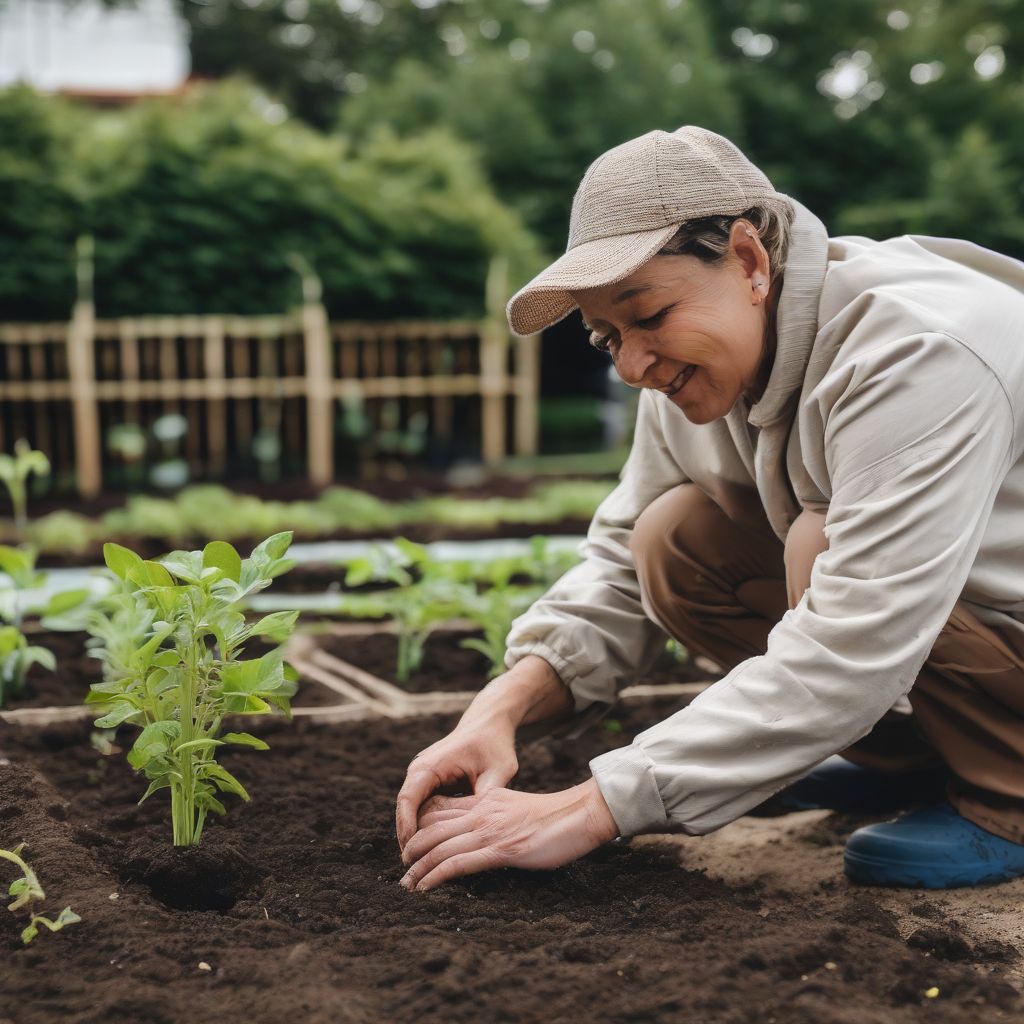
[399,778,619,891]
[395,656,574,854]
[395,714,519,854]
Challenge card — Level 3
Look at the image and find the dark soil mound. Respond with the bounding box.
[1,696,1021,1024]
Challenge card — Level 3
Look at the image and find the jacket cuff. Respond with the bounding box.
[504,640,577,686]
[589,743,668,837]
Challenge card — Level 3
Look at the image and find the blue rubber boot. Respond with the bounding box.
[780,755,948,813]
[844,804,1024,888]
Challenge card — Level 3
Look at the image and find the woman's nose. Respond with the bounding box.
[613,338,657,388]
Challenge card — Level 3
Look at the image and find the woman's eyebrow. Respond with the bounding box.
[612,285,655,305]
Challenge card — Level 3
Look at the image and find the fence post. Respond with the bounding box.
[203,317,227,476]
[290,254,334,487]
[480,257,509,464]
[67,235,102,497]
[513,331,540,457]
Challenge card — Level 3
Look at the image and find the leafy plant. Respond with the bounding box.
[0,440,50,537]
[346,538,469,681]
[1,844,81,945]
[459,583,542,679]
[343,536,427,589]
[387,576,473,683]
[0,544,88,707]
[86,533,299,847]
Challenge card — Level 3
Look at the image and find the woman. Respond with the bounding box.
[396,126,1024,892]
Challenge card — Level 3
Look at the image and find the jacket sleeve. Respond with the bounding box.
[504,389,689,714]
[588,333,1017,837]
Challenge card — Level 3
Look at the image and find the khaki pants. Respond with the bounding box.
[630,483,1024,843]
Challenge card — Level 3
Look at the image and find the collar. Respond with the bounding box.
[747,198,829,428]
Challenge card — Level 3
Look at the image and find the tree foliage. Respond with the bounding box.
[185,0,1024,257]
[0,79,539,319]
[6,0,1024,319]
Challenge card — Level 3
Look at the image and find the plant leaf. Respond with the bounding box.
[202,541,242,583]
[173,738,224,754]
[252,532,293,562]
[247,610,298,640]
[137,777,171,804]
[201,763,250,801]
[93,701,141,728]
[128,561,175,590]
[127,720,180,770]
[22,645,56,673]
[103,542,144,581]
[220,731,269,750]
[41,589,90,617]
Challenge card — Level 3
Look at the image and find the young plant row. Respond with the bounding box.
[16,480,614,555]
[343,536,580,682]
[0,443,89,707]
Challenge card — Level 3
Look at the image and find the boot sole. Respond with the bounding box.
[844,849,1024,889]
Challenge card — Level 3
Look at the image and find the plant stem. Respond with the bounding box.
[173,645,199,846]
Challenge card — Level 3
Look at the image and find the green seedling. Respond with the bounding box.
[459,583,542,679]
[345,539,469,681]
[1,844,80,945]
[0,440,50,537]
[389,577,473,682]
[87,533,299,847]
[0,544,89,706]
[344,536,427,588]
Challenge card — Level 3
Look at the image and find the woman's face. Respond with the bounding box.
[572,222,774,425]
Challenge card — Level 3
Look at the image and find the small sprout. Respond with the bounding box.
[90,729,121,756]
[0,440,50,537]
[924,986,940,999]
[1,843,81,945]
[602,719,623,734]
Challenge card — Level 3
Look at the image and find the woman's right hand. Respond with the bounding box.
[394,655,572,853]
[395,710,518,854]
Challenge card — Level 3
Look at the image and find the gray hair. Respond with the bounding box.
[657,203,795,281]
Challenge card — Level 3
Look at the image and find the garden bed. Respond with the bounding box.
[319,627,718,694]
[2,699,1021,1024]
[20,476,612,567]
[3,632,343,714]
[2,626,722,724]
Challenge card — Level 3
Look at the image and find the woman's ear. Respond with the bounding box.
[729,219,770,301]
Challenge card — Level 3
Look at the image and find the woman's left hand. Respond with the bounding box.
[399,778,619,892]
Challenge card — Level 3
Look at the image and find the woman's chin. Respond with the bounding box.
[670,390,723,425]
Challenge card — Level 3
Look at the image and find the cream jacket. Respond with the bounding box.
[505,200,1024,838]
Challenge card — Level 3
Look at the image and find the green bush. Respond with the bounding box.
[0,80,540,321]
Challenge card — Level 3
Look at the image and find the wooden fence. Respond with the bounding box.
[0,269,539,496]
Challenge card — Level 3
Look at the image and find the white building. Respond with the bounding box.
[0,0,189,96]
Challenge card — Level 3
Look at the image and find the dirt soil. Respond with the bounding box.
[2,681,1022,1024]
[320,631,718,695]
[6,633,340,711]
[9,630,712,711]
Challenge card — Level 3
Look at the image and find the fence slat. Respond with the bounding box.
[66,300,102,496]
[1,298,539,490]
[303,301,334,486]
[203,317,227,475]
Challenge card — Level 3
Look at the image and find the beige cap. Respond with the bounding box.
[506,126,791,337]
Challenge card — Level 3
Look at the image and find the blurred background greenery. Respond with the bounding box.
[3,0,1024,323]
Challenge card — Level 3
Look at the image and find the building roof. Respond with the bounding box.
[0,0,189,96]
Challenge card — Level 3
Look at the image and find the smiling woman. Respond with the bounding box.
[396,125,1024,894]
[572,218,781,424]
